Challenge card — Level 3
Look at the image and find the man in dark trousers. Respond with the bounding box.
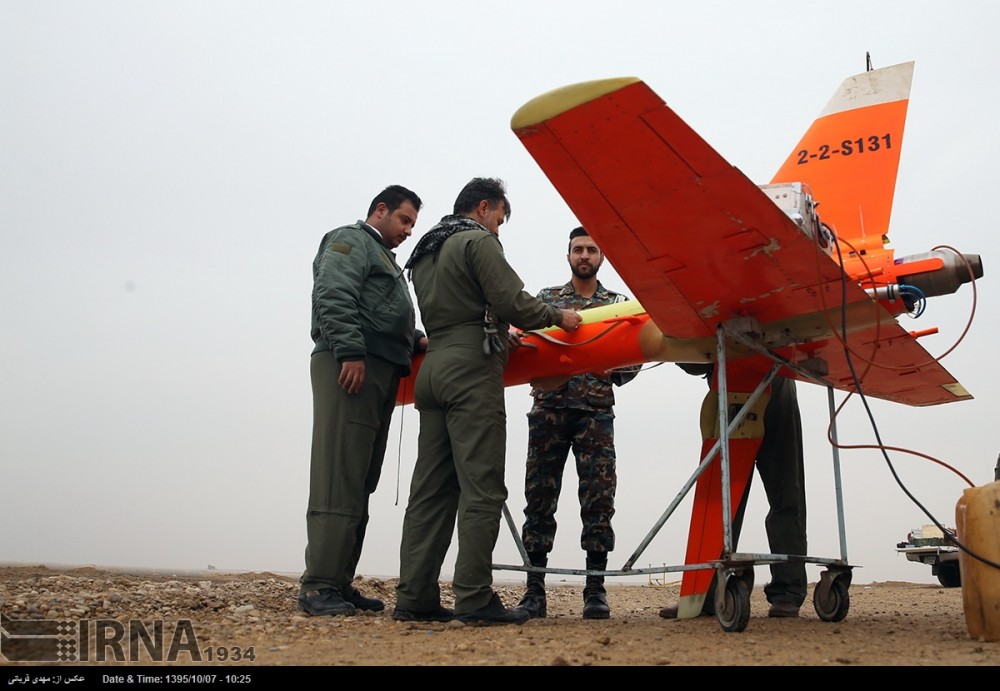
[660,365,808,619]
[299,184,426,617]
[515,227,639,620]
[392,178,581,625]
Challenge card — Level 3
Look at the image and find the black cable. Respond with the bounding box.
[830,235,1000,572]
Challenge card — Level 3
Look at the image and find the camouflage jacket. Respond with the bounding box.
[530,281,640,412]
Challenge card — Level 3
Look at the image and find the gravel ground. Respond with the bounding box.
[1,565,998,668]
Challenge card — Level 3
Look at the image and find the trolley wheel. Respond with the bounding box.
[813,572,850,622]
[716,574,751,633]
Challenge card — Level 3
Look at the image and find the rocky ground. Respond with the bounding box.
[0,565,997,668]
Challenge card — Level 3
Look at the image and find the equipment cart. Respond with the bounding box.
[496,322,856,632]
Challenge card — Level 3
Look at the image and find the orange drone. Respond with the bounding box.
[397,59,983,630]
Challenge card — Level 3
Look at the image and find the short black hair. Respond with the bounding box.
[367,184,423,217]
[568,226,589,251]
[453,177,511,220]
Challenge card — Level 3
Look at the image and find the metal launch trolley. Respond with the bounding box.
[495,322,855,633]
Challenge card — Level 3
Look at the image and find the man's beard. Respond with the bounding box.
[571,263,598,280]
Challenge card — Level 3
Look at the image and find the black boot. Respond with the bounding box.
[516,551,547,618]
[582,550,610,620]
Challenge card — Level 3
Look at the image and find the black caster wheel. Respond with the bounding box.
[813,570,851,622]
[716,572,751,632]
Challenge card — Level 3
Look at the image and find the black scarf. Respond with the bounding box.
[403,214,486,280]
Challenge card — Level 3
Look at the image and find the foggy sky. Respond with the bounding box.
[2,1,998,590]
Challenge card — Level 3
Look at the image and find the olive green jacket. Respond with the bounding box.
[311,221,419,373]
[411,226,560,349]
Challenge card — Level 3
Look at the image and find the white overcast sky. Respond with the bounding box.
[2,1,998,591]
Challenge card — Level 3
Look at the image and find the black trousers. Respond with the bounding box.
[705,376,808,611]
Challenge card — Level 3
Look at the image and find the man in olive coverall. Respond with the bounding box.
[392,177,582,625]
[299,184,425,617]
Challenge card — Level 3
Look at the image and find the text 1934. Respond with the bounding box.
[203,645,256,662]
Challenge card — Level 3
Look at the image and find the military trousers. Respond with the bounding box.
[520,406,617,553]
[396,341,508,614]
[300,350,401,594]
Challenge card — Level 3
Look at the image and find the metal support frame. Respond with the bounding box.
[494,318,854,581]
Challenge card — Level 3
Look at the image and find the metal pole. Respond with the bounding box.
[716,325,733,555]
[826,385,848,562]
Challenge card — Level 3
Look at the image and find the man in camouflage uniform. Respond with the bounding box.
[516,227,640,620]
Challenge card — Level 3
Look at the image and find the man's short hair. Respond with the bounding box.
[568,226,590,251]
[453,177,511,220]
[368,184,423,217]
